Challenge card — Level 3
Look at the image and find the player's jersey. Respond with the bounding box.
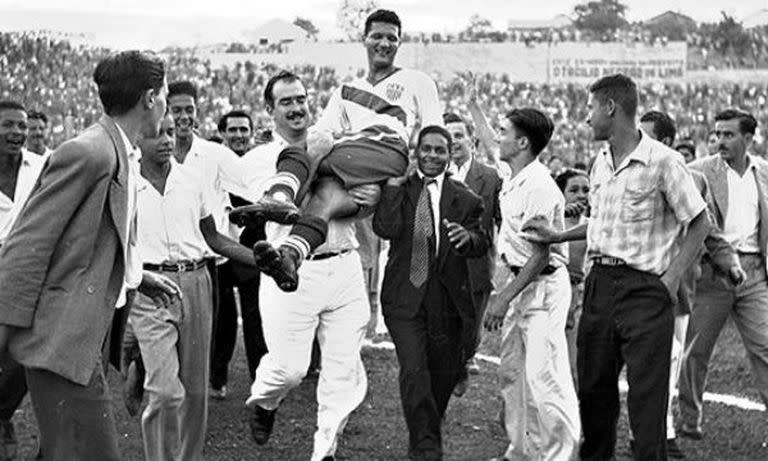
[314,68,443,147]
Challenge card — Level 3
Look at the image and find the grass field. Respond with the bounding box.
[10,318,767,460]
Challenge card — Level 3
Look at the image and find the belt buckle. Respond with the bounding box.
[176,262,186,273]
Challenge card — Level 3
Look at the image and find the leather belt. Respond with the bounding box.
[306,249,352,261]
[508,264,558,276]
[592,256,627,266]
[143,260,207,273]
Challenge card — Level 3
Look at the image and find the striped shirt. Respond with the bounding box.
[587,131,706,275]
[314,68,443,148]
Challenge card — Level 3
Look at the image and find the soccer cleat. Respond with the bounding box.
[229,197,300,227]
[252,241,299,292]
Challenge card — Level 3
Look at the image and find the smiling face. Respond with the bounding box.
[364,22,400,71]
[139,114,175,166]
[27,118,48,152]
[222,117,252,156]
[416,132,450,177]
[0,109,28,156]
[168,91,196,140]
[563,174,590,206]
[268,79,309,139]
[446,121,474,166]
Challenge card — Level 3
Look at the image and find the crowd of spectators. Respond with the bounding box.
[3,31,768,167]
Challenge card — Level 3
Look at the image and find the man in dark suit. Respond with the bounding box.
[443,112,501,382]
[0,51,175,460]
[373,125,489,461]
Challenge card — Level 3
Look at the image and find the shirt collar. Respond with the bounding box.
[600,129,652,169]
[509,158,546,189]
[416,170,445,190]
[114,121,137,158]
[721,154,756,174]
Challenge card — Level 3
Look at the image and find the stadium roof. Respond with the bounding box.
[644,11,697,28]
[743,9,768,29]
[242,18,307,44]
[507,15,572,31]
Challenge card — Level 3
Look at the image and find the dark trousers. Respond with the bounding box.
[578,264,674,461]
[27,363,120,461]
[385,279,464,460]
[0,357,26,421]
[211,261,268,386]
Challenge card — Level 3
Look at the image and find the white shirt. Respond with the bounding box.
[498,159,568,268]
[723,159,760,253]
[115,122,142,307]
[448,158,472,183]
[416,171,444,253]
[0,150,44,245]
[242,136,359,253]
[176,135,257,255]
[23,146,54,161]
[137,159,214,264]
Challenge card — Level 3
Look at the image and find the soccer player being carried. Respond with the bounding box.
[231,9,442,292]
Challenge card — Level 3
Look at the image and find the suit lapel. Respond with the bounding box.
[98,115,129,251]
[751,157,768,266]
[708,158,728,224]
[437,179,457,270]
[464,160,485,193]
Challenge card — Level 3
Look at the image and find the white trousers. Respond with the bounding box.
[667,313,689,439]
[499,268,580,461]
[246,250,370,461]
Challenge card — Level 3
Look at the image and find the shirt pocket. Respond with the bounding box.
[620,185,655,222]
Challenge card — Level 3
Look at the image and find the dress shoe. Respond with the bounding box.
[209,385,227,400]
[667,437,686,459]
[230,197,300,227]
[249,405,277,445]
[0,420,17,461]
[123,360,144,417]
[320,457,335,461]
[678,423,703,440]
[466,356,480,375]
[253,241,299,292]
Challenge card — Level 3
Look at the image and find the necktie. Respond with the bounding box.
[410,178,435,288]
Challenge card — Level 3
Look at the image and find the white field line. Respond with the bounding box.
[362,339,766,412]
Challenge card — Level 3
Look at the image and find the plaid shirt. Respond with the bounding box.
[587,131,706,275]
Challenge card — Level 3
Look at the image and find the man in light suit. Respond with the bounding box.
[374,125,489,461]
[0,51,173,460]
[443,112,501,383]
[679,109,768,439]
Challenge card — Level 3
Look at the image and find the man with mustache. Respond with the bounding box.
[233,9,443,293]
[25,111,53,160]
[679,109,768,440]
[0,100,44,460]
[240,70,377,461]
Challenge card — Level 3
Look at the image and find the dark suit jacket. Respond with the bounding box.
[462,159,502,294]
[689,155,767,272]
[0,115,129,385]
[373,173,488,326]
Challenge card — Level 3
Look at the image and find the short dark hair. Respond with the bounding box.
[675,140,696,156]
[168,80,198,102]
[364,9,401,37]
[715,109,757,135]
[93,51,166,116]
[505,108,554,156]
[417,125,452,152]
[27,110,48,124]
[264,70,302,109]
[208,134,224,144]
[218,110,254,133]
[442,112,474,137]
[0,100,26,114]
[589,74,638,117]
[640,110,677,145]
[555,169,589,193]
